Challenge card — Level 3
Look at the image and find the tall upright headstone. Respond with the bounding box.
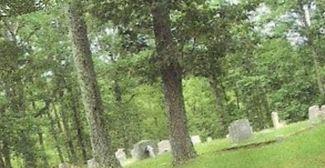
[308,105,321,123]
[271,112,280,129]
[271,112,286,129]
[228,119,253,143]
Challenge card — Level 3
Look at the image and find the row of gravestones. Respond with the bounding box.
[60,122,252,168]
[227,104,325,144]
[60,105,325,168]
[84,135,207,168]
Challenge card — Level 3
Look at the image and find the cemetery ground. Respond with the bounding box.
[127,121,325,168]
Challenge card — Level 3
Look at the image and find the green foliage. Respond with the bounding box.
[0,0,324,167]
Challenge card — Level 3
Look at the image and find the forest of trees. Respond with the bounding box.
[0,0,324,167]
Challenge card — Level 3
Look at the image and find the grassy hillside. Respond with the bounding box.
[127,122,325,168]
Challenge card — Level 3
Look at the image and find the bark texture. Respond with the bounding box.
[68,1,120,167]
[150,1,197,166]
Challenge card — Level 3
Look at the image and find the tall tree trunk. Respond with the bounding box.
[68,1,120,167]
[69,87,88,163]
[48,104,65,163]
[60,97,77,163]
[113,80,131,156]
[298,0,324,97]
[38,132,50,167]
[150,1,197,165]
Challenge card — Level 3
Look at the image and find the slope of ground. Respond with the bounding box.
[127,121,325,168]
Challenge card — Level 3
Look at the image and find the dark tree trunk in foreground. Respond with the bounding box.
[68,0,120,167]
[150,1,197,165]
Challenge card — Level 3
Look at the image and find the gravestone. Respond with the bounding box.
[206,137,212,142]
[271,112,280,129]
[308,105,322,123]
[87,158,99,168]
[115,148,127,165]
[271,112,285,129]
[131,140,158,160]
[228,119,253,143]
[158,140,171,154]
[191,135,201,145]
[58,163,70,168]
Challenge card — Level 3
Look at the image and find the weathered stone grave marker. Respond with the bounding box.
[131,140,158,160]
[308,105,325,123]
[191,135,201,145]
[158,140,171,154]
[271,112,285,129]
[115,148,127,165]
[228,119,253,143]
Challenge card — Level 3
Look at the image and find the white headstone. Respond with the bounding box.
[87,158,99,168]
[158,140,171,154]
[228,119,253,143]
[206,137,212,142]
[271,112,282,129]
[115,148,127,165]
[191,135,201,145]
[308,105,321,123]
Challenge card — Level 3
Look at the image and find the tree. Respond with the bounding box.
[150,1,197,165]
[67,0,120,167]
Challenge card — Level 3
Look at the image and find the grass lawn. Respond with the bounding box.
[127,121,325,168]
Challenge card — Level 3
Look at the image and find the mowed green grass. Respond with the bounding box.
[127,121,325,168]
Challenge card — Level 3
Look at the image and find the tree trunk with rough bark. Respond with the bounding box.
[68,0,120,167]
[150,1,197,166]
